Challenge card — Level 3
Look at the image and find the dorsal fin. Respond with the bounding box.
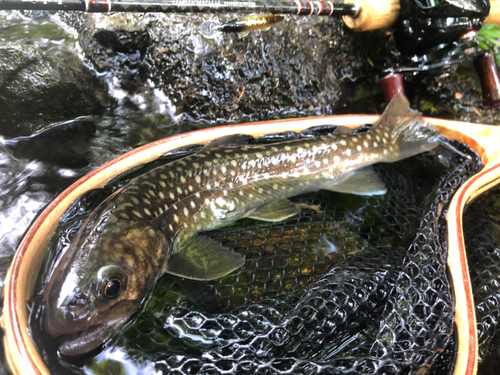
[200,134,254,152]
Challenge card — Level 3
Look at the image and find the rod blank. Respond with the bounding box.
[0,0,358,15]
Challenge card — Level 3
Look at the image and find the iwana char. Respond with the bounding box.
[43,93,441,356]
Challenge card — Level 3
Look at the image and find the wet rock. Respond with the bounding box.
[60,13,390,123]
[0,41,105,138]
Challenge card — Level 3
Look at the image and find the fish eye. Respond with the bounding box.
[97,265,126,299]
[103,279,121,298]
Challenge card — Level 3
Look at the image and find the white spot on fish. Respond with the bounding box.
[169,192,175,200]
[180,176,186,183]
[201,211,206,219]
[183,207,189,216]
[183,223,189,229]
[373,142,378,147]
[177,187,183,194]
[357,145,362,151]
[315,161,321,168]
[239,191,244,196]
[173,214,179,223]
[195,192,201,198]
[159,181,166,188]
[363,141,369,148]
[144,208,151,216]
[323,158,329,165]
[221,166,227,173]
[231,160,237,167]
[169,224,174,231]
[340,140,347,146]
[213,169,218,176]
[333,156,340,164]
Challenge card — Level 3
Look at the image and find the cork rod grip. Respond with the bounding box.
[485,0,500,25]
[343,0,400,32]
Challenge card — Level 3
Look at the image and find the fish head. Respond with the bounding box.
[43,217,168,357]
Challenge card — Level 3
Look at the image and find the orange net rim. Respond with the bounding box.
[1,114,498,375]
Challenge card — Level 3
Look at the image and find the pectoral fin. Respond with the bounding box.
[325,167,387,196]
[247,198,301,222]
[166,235,245,281]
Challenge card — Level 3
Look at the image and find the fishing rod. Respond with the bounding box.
[0,0,399,32]
[0,0,355,15]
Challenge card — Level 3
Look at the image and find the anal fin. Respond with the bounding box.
[325,166,387,196]
[247,198,301,222]
[166,235,245,281]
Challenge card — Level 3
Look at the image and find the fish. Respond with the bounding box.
[200,15,285,39]
[42,93,441,357]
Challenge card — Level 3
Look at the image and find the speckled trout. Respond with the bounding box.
[43,93,440,356]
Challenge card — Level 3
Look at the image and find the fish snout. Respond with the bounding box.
[66,292,89,309]
[45,294,93,337]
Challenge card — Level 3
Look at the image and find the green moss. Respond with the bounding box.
[477,24,500,65]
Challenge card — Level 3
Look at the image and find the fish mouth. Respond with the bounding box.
[57,316,129,357]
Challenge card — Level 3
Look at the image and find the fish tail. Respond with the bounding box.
[373,93,440,161]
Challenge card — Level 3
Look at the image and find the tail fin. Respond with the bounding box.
[371,93,440,162]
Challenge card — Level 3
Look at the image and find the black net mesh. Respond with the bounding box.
[463,187,500,374]
[30,132,485,375]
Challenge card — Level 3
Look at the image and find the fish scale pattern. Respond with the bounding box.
[103,143,481,375]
